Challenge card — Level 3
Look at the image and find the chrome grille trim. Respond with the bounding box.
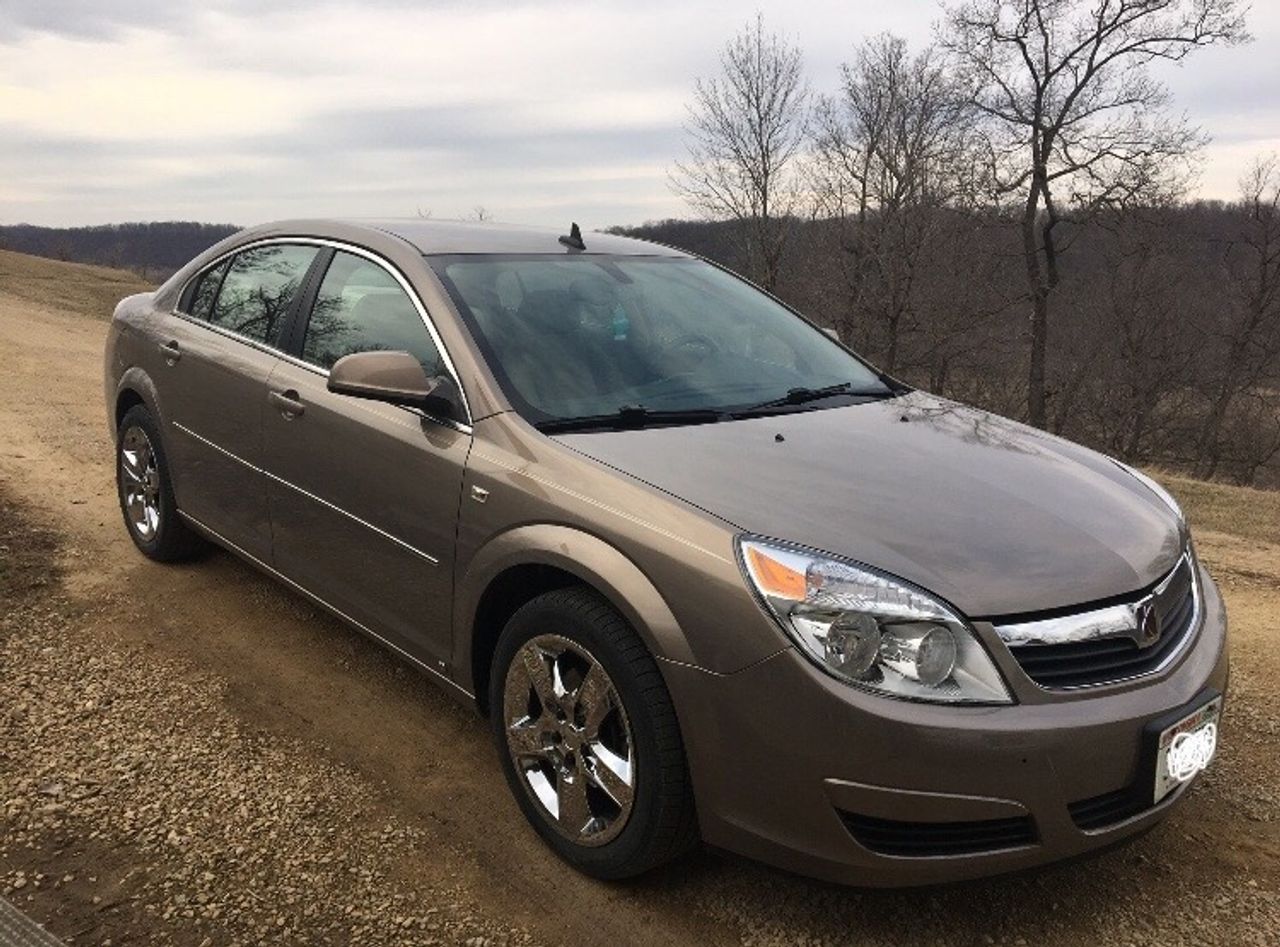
[994,552,1201,690]
[995,553,1193,648]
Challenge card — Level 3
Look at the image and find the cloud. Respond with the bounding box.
[0,0,184,41]
[1,0,1275,227]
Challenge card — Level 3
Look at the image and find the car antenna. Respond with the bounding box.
[558,222,586,251]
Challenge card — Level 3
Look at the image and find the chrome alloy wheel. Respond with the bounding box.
[119,425,161,541]
[503,634,636,846]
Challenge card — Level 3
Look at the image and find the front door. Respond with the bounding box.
[262,248,470,671]
[156,242,321,561]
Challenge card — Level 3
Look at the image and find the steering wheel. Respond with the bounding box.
[667,332,717,367]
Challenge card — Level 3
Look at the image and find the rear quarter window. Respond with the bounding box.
[185,260,228,321]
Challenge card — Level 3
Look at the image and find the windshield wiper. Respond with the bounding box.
[736,382,896,415]
[536,404,727,434]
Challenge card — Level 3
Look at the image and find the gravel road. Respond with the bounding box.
[1,251,1278,945]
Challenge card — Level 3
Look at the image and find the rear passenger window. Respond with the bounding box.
[207,244,318,345]
[302,250,444,375]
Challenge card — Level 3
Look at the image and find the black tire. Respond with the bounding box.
[115,404,207,562]
[490,586,699,879]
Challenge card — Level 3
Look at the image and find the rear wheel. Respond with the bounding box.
[490,587,698,878]
[116,404,206,561]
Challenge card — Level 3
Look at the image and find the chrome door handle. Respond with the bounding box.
[159,341,181,363]
[269,389,305,419]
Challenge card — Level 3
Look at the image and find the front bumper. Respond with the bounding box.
[663,566,1229,886]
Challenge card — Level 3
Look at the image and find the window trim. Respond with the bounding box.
[173,236,474,431]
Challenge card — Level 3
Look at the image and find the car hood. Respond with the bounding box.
[555,392,1184,618]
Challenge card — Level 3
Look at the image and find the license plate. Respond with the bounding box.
[1154,697,1220,804]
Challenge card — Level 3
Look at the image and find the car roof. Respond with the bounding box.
[259,218,690,257]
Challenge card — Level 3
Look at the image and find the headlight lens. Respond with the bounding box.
[740,539,1011,703]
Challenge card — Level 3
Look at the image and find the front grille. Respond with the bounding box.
[1005,556,1197,688]
[839,811,1037,857]
[1069,786,1151,830]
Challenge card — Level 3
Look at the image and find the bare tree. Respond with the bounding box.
[941,0,1249,428]
[671,14,809,291]
[810,34,983,367]
[1195,155,1280,480]
[470,205,493,222]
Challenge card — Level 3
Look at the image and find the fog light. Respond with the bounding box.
[824,612,881,677]
[880,623,957,686]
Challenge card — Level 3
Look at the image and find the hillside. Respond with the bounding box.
[0,248,154,320]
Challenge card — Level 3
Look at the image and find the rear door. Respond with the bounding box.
[262,247,471,671]
[157,242,322,561]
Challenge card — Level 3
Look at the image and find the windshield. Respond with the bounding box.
[429,254,892,426]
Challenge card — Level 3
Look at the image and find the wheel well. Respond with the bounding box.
[471,563,583,716]
[114,388,145,433]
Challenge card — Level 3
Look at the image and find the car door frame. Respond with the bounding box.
[259,237,477,691]
[159,240,332,560]
[273,239,475,433]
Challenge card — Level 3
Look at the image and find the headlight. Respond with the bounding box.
[1111,460,1185,525]
[739,538,1011,704]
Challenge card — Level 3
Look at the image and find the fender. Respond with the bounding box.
[112,366,164,433]
[110,365,195,507]
[452,523,696,695]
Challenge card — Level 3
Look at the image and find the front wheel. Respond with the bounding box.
[490,587,698,878]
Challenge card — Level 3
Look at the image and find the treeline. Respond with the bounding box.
[0,222,238,281]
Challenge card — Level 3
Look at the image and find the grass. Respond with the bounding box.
[1151,469,1280,547]
[0,248,153,320]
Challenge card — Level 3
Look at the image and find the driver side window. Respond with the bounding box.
[301,251,444,376]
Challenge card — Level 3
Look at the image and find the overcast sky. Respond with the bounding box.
[2,0,1277,229]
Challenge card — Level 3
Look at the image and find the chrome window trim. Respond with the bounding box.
[171,421,439,565]
[993,551,1202,690]
[170,235,474,433]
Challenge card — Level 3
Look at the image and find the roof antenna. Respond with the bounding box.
[558,222,586,251]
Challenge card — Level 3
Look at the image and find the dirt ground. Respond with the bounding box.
[1,248,1278,946]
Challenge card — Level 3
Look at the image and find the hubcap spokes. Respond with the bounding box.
[503,635,635,846]
[120,426,161,540]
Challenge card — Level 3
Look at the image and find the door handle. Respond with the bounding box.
[159,340,181,363]
[268,389,305,419]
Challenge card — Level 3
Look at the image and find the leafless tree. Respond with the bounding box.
[1195,155,1280,479]
[940,0,1250,428]
[810,34,985,368]
[470,205,493,222]
[671,14,809,291]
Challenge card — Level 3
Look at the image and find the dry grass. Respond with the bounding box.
[1151,468,1280,547]
[0,248,153,319]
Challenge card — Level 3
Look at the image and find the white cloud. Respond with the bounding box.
[0,0,1274,227]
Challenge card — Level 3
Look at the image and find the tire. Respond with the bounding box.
[115,404,207,562]
[490,587,699,879]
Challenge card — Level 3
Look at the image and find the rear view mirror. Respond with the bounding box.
[328,350,461,422]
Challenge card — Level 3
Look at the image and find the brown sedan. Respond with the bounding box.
[103,219,1227,885]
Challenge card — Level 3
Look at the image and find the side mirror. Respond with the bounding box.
[327,350,461,422]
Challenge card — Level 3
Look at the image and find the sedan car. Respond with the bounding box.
[104,219,1227,885]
